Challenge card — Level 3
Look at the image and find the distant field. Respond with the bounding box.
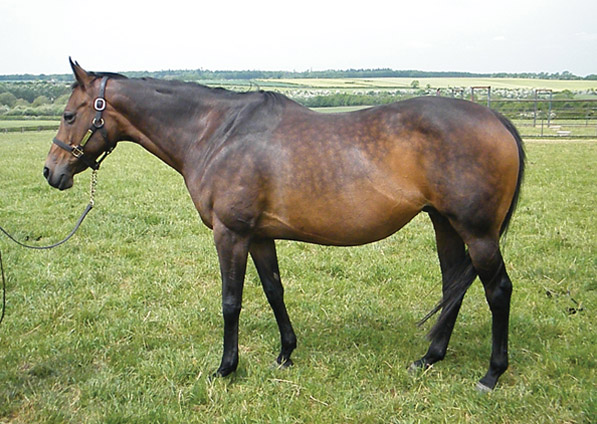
[312,105,370,113]
[260,77,597,92]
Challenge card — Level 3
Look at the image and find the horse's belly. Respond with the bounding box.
[259,189,424,246]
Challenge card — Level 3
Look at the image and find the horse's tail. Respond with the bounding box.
[493,110,526,237]
[419,112,525,339]
[418,252,476,340]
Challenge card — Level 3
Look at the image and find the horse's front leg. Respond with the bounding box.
[213,220,250,377]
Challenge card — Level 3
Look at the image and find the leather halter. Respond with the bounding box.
[52,76,115,170]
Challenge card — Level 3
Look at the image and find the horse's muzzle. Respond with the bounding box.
[43,166,73,191]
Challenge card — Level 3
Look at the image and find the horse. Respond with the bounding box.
[44,59,524,391]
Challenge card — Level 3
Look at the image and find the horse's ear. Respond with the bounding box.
[69,57,93,89]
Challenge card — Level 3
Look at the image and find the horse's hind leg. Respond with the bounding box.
[250,238,297,367]
[412,210,476,370]
[467,237,512,391]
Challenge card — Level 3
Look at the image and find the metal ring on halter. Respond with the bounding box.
[94,98,106,111]
[93,118,105,128]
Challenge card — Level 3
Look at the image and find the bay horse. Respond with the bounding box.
[44,59,524,391]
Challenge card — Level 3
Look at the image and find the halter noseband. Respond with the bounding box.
[53,76,115,170]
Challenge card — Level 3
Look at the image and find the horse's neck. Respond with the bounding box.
[114,80,232,175]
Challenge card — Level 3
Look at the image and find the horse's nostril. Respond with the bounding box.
[43,166,50,179]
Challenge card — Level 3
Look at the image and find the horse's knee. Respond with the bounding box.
[222,302,242,321]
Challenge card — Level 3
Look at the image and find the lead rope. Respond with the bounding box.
[0,251,5,325]
[0,170,98,325]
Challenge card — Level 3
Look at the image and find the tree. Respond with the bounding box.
[53,94,70,106]
[0,92,17,107]
[32,95,51,107]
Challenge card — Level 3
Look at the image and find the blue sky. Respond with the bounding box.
[1,0,595,76]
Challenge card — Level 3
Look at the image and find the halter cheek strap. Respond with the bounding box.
[53,76,115,170]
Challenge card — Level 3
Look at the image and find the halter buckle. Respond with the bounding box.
[72,145,84,158]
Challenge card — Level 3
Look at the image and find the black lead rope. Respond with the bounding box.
[0,202,93,250]
[0,251,5,325]
[0,170,98,325]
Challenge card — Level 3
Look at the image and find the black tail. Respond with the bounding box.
[493,110,525,236]
[419,112,525,339]
[418,251,476,340]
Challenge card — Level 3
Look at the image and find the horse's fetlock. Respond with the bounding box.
[491,357,509,374]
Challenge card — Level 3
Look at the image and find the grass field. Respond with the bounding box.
[0,121,59,129]
[0,132,595,423]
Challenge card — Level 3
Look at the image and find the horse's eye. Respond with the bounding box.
[63,112,76,124]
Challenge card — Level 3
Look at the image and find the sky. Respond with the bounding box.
[1,0,596,76]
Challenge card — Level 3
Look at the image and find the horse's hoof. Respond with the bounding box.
[209,370,229,381]
[210,365,236,380]
[408,360,428,376]
[475,381,493,394]
[407,362,421,376]
[272,357,293,370]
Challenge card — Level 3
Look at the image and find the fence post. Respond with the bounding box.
[540,117,544,137]
[487,86,491,108]
[547,91,553,127]
[533,90,538,127]
[534,89,553,128]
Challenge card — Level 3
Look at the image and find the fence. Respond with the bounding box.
[468,94,597,139]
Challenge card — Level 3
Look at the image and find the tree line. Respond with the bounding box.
[0,81,71,116]
[1,73,595,118]
[2,68,596,82]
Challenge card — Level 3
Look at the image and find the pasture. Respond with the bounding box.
[0,121,59,129]
[0,131,595,423]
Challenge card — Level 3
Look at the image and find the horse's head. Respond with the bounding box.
[44,59,120,190]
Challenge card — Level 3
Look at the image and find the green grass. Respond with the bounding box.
[0,120,59,129]
[0,131,595,423]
